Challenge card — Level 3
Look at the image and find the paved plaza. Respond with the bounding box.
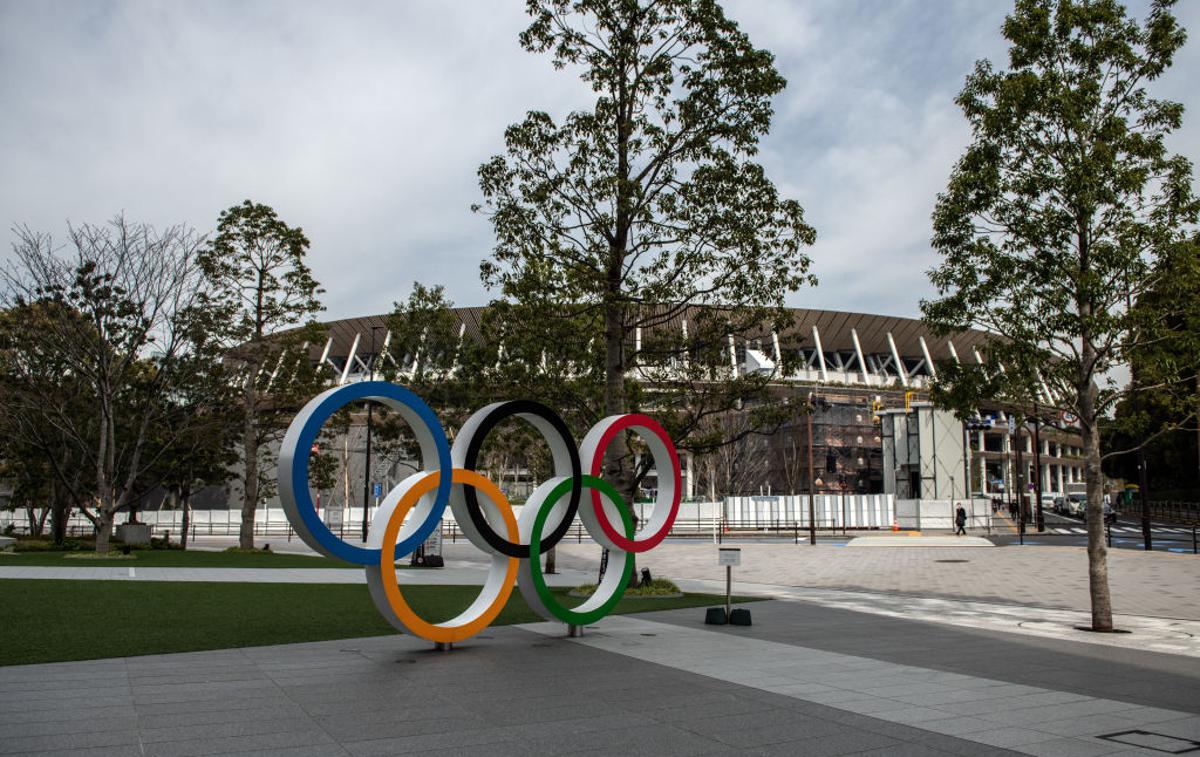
[3,540,1199,755]
[2,598,1199,756]
[554,542,1200,621]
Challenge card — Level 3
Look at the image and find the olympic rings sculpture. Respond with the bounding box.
[278,381,681,644]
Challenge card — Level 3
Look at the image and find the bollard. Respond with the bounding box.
[1193,526,1197,555]
[1106,522,1112,548]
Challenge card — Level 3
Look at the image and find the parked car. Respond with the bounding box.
[1065,494,1087,517]
[1081,502,1118,525]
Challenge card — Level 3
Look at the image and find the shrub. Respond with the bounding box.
[64,550,136,561]
[571,577,681,598]
[222,546,274,555]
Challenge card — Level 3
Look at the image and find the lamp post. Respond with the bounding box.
[361,326,382,543]
[807,391,817,545]
[1033,405,1044,533]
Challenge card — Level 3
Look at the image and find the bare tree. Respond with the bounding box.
[1,216,207,551]
[696,412,771,499]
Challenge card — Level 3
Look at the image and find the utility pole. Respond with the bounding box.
[361,326,381,543]
[1125,270,1152,550]
[1033,405,1044,533]
[1139,444,1152,551]
[807,392,816,545]
[1013,418,1025,544]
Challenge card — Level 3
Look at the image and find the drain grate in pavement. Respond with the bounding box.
[935,559,969,563]
[1097,730,1200,753]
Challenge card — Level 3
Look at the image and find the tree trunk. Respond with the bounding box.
[603,299,641,586]
[1080,378,1114,631]
[95,507,113,552]
[545,546,557,574]
[239,382,259,550]
[50,489,68,546]
[24,505,45,537]
[180,489,192,551]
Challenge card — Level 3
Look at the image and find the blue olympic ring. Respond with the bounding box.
[277,381,452,565]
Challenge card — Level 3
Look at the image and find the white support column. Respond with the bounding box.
[811,325,828,383]
[449,323,466,376]
[409,327,429,379]
[918,336,937,380]
[286,341,310,382]
[681,320,690,370]
[339,332,361,385]
[886,332,909,388]
[1038,375,1053,405]
[318,337,335,372]
[947,340,961,364]
[850,328,870,385]
[973,348,986,365]
[635,327,642,355]
[379,330,394,365]
[771,331,781,365]
[728,334,737,376]
[265,348,287,390]
[684,452,694,499]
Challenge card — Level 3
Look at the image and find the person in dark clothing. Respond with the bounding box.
[955,504,967,535]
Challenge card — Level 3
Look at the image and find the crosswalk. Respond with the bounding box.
[1048,525,1197,535]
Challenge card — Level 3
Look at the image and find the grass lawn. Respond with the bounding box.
[0,580,762,666]
[0,549,354,569]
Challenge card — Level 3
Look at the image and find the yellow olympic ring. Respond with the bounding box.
[368,468,519,643]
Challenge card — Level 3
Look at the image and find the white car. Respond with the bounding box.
[1065,495,1087,517]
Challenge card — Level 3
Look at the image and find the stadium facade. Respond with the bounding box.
[291,307,1085,508]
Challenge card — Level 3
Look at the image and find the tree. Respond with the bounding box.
[0,302,94,543]
[1,217,210,552]
[1104,233,1200,497]
[475,0,816,511]
[922,0,1197,631]
[198,201,325,550]
[149,333,241,550]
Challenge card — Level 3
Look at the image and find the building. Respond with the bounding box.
[295,307,1083,507]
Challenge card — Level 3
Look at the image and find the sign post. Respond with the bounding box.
[718,547,741,620]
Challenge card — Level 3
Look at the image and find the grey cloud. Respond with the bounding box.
[2,0,1196,321]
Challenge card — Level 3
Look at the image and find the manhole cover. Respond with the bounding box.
[1098,730,1200,753]
[935,559,969,563]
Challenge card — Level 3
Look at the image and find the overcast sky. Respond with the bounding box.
[2,0,1197,323]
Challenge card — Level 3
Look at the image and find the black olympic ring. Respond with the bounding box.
[459,400,582,558]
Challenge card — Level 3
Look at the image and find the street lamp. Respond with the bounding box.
[361,325,382,543]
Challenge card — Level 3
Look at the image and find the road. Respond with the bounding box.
[993,510,1199,553]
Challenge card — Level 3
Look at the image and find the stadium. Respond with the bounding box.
[258,306,1087,531]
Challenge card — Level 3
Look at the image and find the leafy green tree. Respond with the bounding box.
[198,201,325,550]
[0,302,92,543]
[922,0,1197,631]
[1104,233,1200,496]
[149,332,242,549]
[475,0,816,505]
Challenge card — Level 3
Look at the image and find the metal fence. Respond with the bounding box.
[2,493,1002,542]
[1114,501,1200,525]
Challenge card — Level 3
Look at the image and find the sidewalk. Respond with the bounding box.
[553,542,1200,621]
[2,599,1197,756]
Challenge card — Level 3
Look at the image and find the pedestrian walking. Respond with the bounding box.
[955,504,967,536]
